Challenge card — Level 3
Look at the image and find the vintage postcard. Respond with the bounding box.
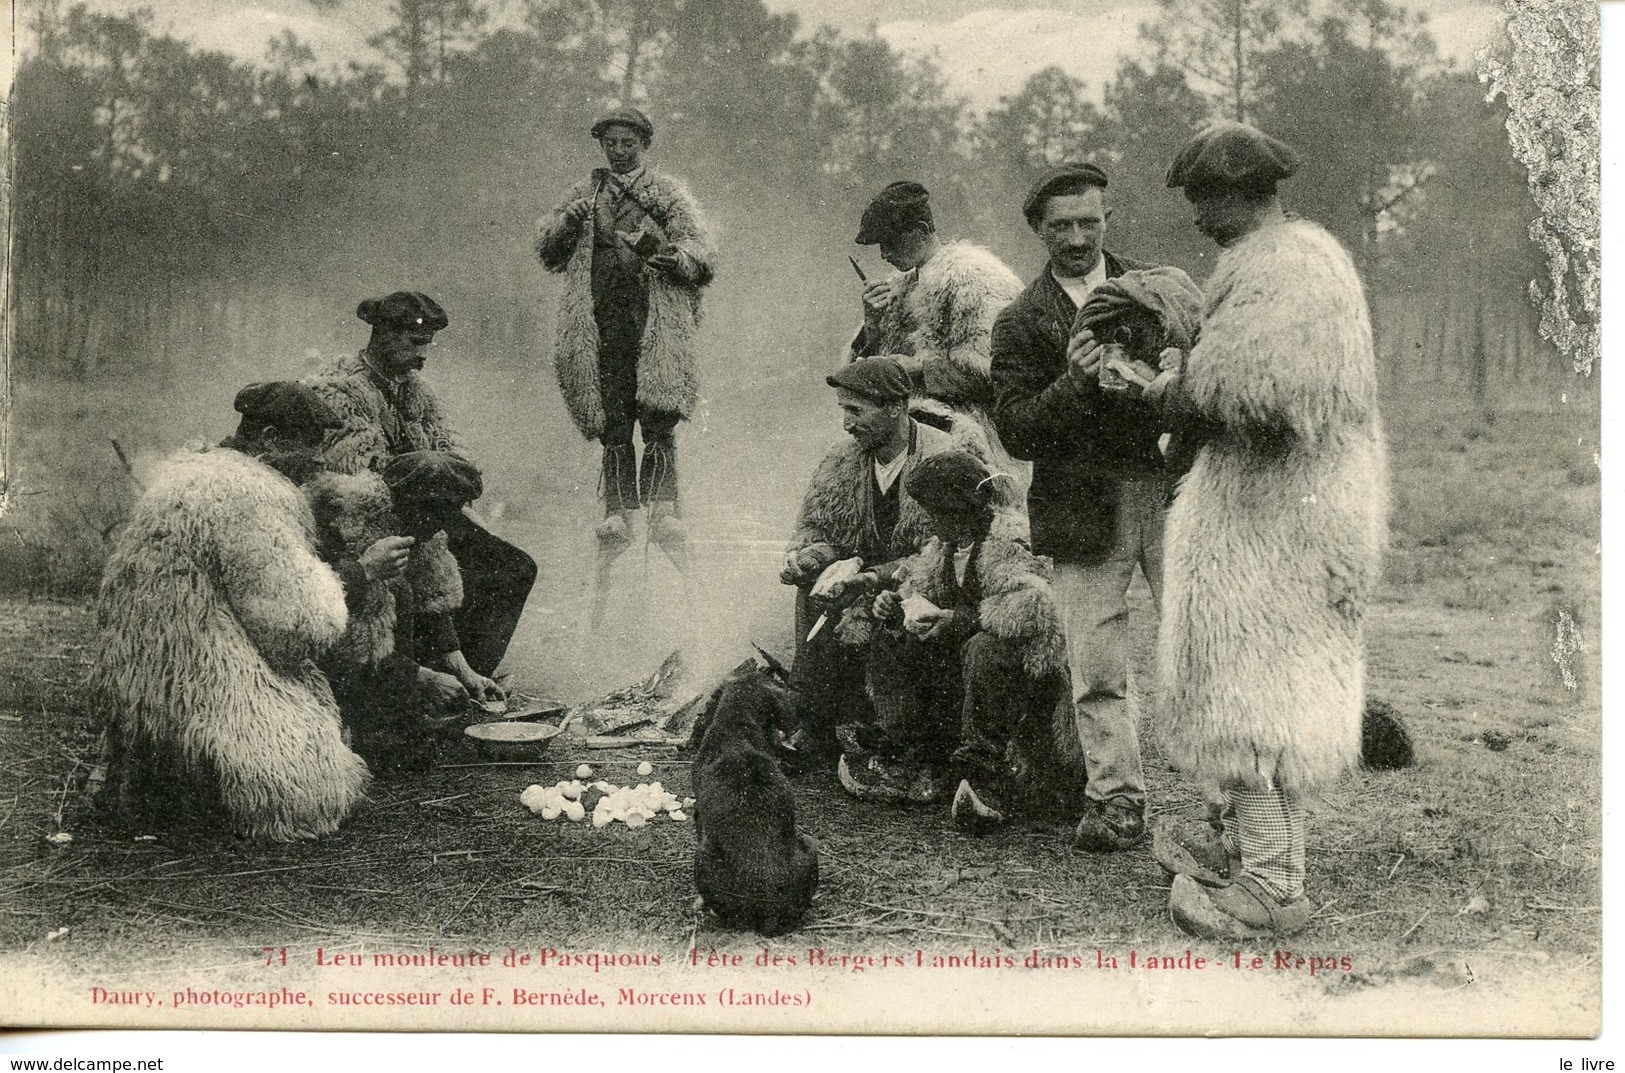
[0,0,1605,1041]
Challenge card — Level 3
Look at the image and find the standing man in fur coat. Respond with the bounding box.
[91,383,371,841]
[990,163,1177,853]
[309,291,536,700]
[1119,123,1388,938]
[847,181,1025,469]
[781,359,959,763]
[535,106,718,558]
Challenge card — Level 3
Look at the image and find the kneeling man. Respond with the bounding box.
[782,359,968,760]
[92,382,371,841]
[844,450,1083,828]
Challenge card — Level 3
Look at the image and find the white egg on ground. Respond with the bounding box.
[576,764,593,778]
[637,760,653,776]
[669,810,687,821]
[563,800,586,821]
[541,805,561,821]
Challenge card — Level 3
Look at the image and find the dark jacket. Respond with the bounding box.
[990,250,1164,564]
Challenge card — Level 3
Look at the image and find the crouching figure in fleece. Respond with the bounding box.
[91,382,371,841]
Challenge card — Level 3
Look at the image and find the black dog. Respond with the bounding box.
[690,658,819,937]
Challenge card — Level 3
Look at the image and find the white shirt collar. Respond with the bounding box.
[873,449,909,494]
[1051,256,1108,305]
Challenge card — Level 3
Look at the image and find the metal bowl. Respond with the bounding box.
[464,720,564,761]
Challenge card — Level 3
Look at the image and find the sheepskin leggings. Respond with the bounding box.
[953,632,1067,786]
[593,258,680,511]
[866,629,963,765]
[1225,785,1308,902]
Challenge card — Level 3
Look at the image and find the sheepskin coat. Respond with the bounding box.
[1158,218,1389,796]
[851,240,1024,413]
[896,510,1068,683]
[303,470,464,668]
[307,352,464,475]
[306,353,465,618]
[535,168,718,439]
[787,419,963,572]
[91,447,370,841]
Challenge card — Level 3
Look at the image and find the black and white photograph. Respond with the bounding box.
[0,0,1605,1041]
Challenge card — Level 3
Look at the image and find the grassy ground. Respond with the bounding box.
[0,393,1602,1032]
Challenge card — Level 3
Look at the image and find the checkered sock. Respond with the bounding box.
[1224,785,1307,901]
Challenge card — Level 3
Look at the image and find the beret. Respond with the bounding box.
[233,381,343,432]
[1022,163,1110,223]
[827,357,911,405]
[904,450,994,518]
[591,106,654,141]
[356,291,448,332]
[1166,121,1300,192]
[855,181,933,245]
[381,451,483,505]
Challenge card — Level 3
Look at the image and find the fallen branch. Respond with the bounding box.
[418,793,472,807]
[1397,908,1431,942]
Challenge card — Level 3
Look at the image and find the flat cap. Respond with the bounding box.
[357,292,448,332]
[233,381,343,433]
[1166,121,1300,192]
[855,181,933,245]
[1022,163,1109,223]
[904,449,994,518]
[382,450,483,505]
[827,357,911,405]
[591,106,654,142]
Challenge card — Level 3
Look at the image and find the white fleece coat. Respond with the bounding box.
[91,448,370,840]
[853,240,1024,402]
[535,169,718,439]
[851,241,1028,496]
[1158,219,1390,796]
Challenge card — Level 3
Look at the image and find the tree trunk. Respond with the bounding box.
[1470,291,1489,409]
[1232,0,1246,121]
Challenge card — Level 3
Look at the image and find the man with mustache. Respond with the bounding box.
[989,163,1169,853]
[535,106,717,560]
[781,358,970,769]
[310,291,536,705]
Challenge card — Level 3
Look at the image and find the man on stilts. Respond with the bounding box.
[535,106,718,599]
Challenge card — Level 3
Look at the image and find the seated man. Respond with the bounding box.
[781,358,964,759]
[306,450,487,773]
[843,450,1083,831]
[308,291,536,696]
[91,382,371,841]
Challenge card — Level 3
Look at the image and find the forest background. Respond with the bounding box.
[0,0,1599,692]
